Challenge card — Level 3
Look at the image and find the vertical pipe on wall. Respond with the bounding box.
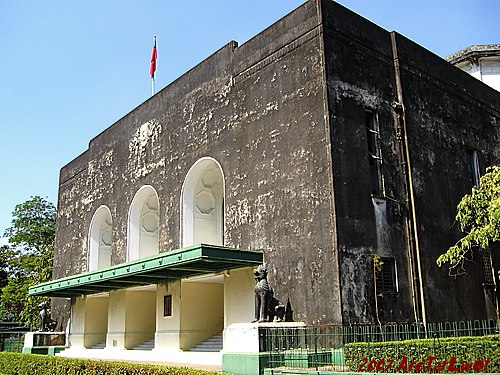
[390,32,427,327]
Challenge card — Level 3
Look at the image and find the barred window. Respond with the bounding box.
[376,257,397,294]
[366,111,384,196]
[480,249,495,285]
[466,148,480,188]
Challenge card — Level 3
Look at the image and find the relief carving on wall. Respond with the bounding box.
[128,119,164,179]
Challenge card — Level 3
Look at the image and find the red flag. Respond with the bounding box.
[150,38,157,78]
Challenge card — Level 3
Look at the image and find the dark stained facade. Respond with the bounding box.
[51,0,500,330]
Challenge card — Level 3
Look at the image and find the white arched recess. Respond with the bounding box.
[128,186,160,261]
[88,206,112,271]
[182,157,224,247]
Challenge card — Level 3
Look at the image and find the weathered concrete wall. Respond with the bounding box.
[53,0,343,326]
[394,33,500,322]
[225,1,342,325]
[321,0,500,324]
[321,0,414,324]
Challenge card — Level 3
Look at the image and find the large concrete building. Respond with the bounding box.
[30,0,500,369]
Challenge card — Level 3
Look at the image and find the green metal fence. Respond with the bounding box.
[0,323,28,353]
[261,320,500,373]
[0,333,25,353]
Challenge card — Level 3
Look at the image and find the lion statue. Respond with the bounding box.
[38,302,57,332]
[252,265,285,323]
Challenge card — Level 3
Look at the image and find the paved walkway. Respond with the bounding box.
[103,358,222,372]
[57,349,223,373]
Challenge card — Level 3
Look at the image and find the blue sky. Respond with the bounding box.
[0,0,499,243]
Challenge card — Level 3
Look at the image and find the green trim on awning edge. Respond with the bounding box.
[29,244,262,298]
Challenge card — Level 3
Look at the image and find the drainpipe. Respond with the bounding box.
[390,32,427,327]
[477,58,484,83]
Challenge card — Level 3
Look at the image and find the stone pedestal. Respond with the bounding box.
[23,331,66,355]
[222,322,306,375]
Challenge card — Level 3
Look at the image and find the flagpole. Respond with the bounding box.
[150,35,157,96]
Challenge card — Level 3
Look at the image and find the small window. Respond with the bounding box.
[366,111,384,196]
[163,295,173,317]
[376,257,397,294]
[466,149,480,188]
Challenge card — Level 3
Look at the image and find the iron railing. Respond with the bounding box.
[0,332,25,353]
[261,320,499,373]
[0,322,29,353]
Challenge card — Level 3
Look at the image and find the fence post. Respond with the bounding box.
[314,327,319,371]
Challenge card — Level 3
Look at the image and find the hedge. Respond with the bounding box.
[344,335,499,373]
[0,352,219,375]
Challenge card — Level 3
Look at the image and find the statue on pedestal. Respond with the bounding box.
[38,302,57,332]
[252,265,285,323]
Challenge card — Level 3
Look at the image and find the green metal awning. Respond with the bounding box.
[29,244,262,298]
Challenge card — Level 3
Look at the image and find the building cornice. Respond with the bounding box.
[446,44,500,65]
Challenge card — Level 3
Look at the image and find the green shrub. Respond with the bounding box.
[344,335,499,373]
[0,352,219,375]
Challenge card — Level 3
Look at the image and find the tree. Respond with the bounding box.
[0,196,55,328]
[0,246,9,291]
[437,165,500,275]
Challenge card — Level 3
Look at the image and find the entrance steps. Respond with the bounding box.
[88,341,106,349]
[189,333,223,352]
[131,338,155,350]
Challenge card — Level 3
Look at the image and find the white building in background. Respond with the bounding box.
[446,44,500,91]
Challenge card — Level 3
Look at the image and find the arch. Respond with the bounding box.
[88,206,112,271]
[181,157,225,247]
[128,185,160,261]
